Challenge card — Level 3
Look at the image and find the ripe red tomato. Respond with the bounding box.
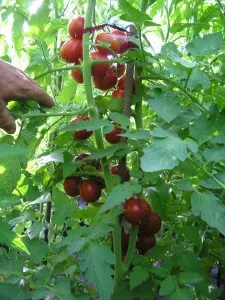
[95,32,120,55]
[71,116,93,140]
[68,16,84,39]
[71,68,83,83]
[139,212,162,236]
[116,63,125,77]
[79,179,101,203]
[91,52,111,78]
[110,164,130,181]
[93,68,117,91]
[111,30,129,54]
[105,125,122,144]
[124,196,151,225]
[112,89,124,99]
[64,176,82,196]
[136,235,156,255]
[117,76,126,90]
[60,39,83,63]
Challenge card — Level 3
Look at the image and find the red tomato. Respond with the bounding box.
[110,164,130,181]
[64,176,82,196]
[60,39,83,63]
[117,76,126,90]
[79,179,101,203]
[93,68,117,91]
[68,16,84,39]
[91,52,111,77]
[136,235,156,255]
[71,116,93,140]
[71,68,83,83]
[111,30,129,54]
[95,32,120,55]
[116,63,125,77]
[112,89,124,99]
[124,196,151,225]
[139,212,162,236]
[105,126,122,144]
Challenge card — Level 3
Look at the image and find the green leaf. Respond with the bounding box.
[52,188,76,226]
[186,32,223,56]
[0,252,24,276]
[214,86,225,109]
[12,10,25,55]
[129,266,149,289]
[61,118,113,133]
[189,113,216,143]
[0,222,29,254]
[148,90,181,122]
[0,193,20,209]
[119,0,150,22]
[187,69,210,90]
[52,278,74,300]
[203,147,225,162]
[99,182,142,213]
[141,131,188,172]
[168,287,195,300]
[0,144,29,158]
[108,112,130,128]
[79,243,115,300]
[191,190,225,235]
[178,271,203,285]
[159,276,177,296]
[198,173,225,189]
[0,283,25,300]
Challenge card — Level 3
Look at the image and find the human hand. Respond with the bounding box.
[0,60,55,134]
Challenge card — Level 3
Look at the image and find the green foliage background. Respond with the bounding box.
[1,0,225,299]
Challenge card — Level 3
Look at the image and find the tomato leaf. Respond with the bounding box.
[99,182,142,213]
[129,266,149,289]
[192,190,225,235]
[79,243,115,300]
[159,276,177,296]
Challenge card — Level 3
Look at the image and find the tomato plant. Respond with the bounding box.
[2,0,225,299]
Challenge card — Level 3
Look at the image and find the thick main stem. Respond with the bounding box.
[83,0,112,191]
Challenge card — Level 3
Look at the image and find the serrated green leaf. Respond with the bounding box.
[187,68,210,90]
[52,188,76,226]
[186,32,223,56]
[168,287,195,300]
[119,0,150,22]
[52,278,74,300]
[148,90,181,122]
[159,276,177,296]
[178,271,203,285]
[79,243,115,300]
[129,266,149,289]
[0,283,25,300]
[203,147,225,162]
[99,182,142,213]
[0,144,29,158]
[141,132,188,172]
[192,190,225,235]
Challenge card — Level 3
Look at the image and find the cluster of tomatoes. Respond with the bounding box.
[122,197,162,255]
[60,16,129,99]
[63,152,131,203]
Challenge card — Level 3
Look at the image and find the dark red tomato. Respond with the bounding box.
[60,39,83,63]
[123,196,151,225]
[136,235,156,255]
[68,16,85,39]
[71,68,83,83]
[112,89,124,99]
[91,52,111,78]
[139,212,162,236]
[105,126,122,144]
[93,68,117,91]
[64,176,82,197]
[111,30,129,54]
[95,32,120,55]
[117,76,126,90]
[71,116,93,140]
[116,63,125,77]
[79,179,101,203]
[110,164,130,181]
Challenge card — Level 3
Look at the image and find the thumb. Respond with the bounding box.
[0,99,16,134]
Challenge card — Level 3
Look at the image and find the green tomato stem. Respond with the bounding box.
[122,225,138,272]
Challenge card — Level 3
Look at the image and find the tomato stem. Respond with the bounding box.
[122,225,138,272]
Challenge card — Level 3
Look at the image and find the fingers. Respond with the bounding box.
[0,100,16,134]
[25,80,55,108]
